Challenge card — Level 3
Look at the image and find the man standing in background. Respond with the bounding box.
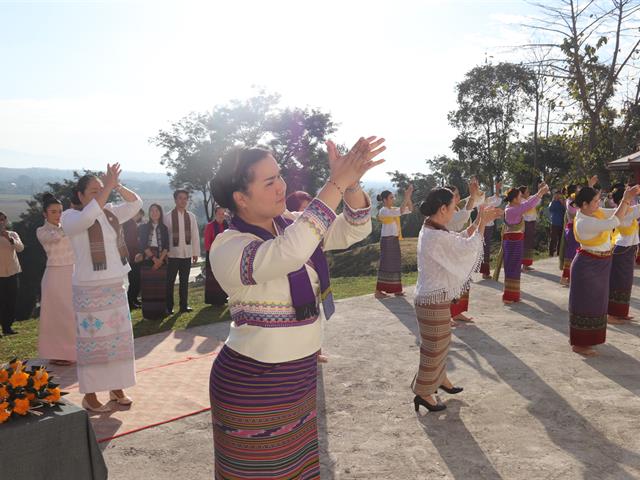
[165,189,200,314]
[548,190,566,257]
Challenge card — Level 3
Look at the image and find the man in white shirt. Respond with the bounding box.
[164,189,200,314]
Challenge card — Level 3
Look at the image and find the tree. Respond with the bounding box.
[152,92,337,220]
[265,108,337,194]
[526,0,640,185]
[448,62,537,190]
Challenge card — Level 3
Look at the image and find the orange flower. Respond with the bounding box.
[26,392,36,401]
[0,369,8,383]
[32,368,49,390]
[9,370,28,388]
[0,402,10,423]
[44,387,61,404]
[0,385,8,400]
[13,397,30,415]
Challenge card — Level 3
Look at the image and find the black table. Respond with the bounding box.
[0,399,108,480]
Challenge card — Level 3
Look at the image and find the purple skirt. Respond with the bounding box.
[569,250,612,346]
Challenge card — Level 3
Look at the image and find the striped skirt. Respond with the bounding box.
[480,225,494,276]
[210,345,320,479]
[522,221,536,266]
[412,302,451,397]
[73,282,136,394]
[608,245,637,318]
[569,250,612,347]
[450,287,470,317]
[140,258,168,320]
[502,233,524,302]
[205,254,227,306]
[562,223,578,281]
[376,235,403,294]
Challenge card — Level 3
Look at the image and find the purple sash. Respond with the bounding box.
[230,215,335,320]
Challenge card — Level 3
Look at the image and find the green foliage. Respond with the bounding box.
[151,91,337,220]
[448,62,537,188]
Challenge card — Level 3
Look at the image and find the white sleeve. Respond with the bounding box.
[106,194,143,223]
[378,207,402,218]
[422,230,483,278]
[211,198,337,291]
[578,215,620,236]
[61,199,102,235]
[323,197,372,251]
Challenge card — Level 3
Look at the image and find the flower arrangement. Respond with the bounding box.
[0,359,67,423]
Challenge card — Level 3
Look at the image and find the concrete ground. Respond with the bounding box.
[102,257,640,479]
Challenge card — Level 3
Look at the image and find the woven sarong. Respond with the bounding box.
[376,235,403,293]
[140,255,168,320]
[569,249,612,347]
[205,254,227,305]
[608,244,637,318]
[73,282,136,393]
[412,302,451,397]
[210,346,320,479]
[480,225,493,276]
[522,220,536,266]
[502,232,524,302]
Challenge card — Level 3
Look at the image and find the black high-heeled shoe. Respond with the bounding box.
[439,385,463,394]
[413,395,447,412]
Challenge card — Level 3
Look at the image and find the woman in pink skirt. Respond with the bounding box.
[37,193,77,366]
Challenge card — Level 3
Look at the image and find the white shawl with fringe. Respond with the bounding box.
[414,226,484,305]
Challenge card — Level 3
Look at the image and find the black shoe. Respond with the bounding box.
[2,329,17,336]
[439,385,464,394]
[413,395,446,412]
[180,307,193,313]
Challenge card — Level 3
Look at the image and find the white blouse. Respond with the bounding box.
[484,194,503,227]
[378,206,410,237]
[574,210,620,252]
[415,226,484,305]
[211,197,372,363]
[62,196,143,285]
[36,221,75,267]
[613,205,640,247]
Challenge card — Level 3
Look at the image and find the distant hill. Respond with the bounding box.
[0,166,394,197]
[0,167,172,195]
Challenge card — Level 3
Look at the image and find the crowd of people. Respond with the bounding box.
[1,135,640,478]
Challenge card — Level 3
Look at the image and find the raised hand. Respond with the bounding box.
[537,182,549,196]
[482,206,504,223]
[327,137,386,189]
[588,175,598,187]
[623,185,640,202]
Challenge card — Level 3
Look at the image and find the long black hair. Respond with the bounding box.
[41,192,62,212]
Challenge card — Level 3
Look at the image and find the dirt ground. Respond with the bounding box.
[102,257,640,479]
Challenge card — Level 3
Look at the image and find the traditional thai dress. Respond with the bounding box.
[560,201,579,282]
[412,218,483,397]
[62,195,143,394]
[608,205,640,318]
[569,209,619,347]
[209,197,371,479]
[138,221,170,320]
[376,206,410,294]
[446,202,474,317]
[522,204,538,267]
[37,220,77,362]
[502,195,541,302]
[480,194,502,276]
[204,220,228,305]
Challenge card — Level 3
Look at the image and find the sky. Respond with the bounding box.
[0,0,537,181]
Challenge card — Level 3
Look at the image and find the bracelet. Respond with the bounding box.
[328,179,345,196]
[345,182,363,194]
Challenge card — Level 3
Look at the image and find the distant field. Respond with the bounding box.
[0,194,177,222]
